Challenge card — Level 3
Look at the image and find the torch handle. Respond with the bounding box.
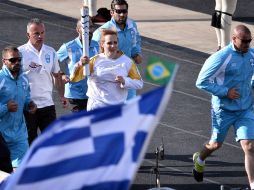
[81,6,90,76]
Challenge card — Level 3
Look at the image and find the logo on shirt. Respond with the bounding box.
[231,62,237,67]
[45,54,50,64]
[131,30,135,37]
[29,62,42,73]
[250,59,254,67]
[130,29,136,45]
[75,50,81,59]
[22,82,27,90]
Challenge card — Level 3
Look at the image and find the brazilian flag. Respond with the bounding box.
[146,56,178,86]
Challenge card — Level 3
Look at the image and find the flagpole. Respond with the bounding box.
[81,0,90,76]
[131,63,179,189]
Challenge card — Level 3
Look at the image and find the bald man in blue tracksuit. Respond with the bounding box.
[192,25,254,190]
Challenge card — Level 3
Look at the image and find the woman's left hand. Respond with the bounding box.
[115,76,125,85]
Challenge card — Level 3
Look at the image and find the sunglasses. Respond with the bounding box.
[236,36,252,44]
[114,9,128,14]
[4,57,22,63]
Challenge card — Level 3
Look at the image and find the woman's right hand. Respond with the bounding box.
[79,56,89,66]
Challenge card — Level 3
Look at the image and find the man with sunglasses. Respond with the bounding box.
[18,18,66,145]
[92,0,142,100]
[0,46,37,169]
[193,25,254,190]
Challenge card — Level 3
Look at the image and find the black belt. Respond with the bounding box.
[215,10,233,16]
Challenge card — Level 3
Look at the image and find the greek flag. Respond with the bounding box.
[1,85,173,190]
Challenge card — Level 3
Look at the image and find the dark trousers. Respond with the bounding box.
[68,98,88,112]
[0,133,13,173]
[24,105,56,145]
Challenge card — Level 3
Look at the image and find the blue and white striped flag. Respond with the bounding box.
[1,85,174,190]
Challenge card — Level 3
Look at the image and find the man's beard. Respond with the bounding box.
[10,65,21,74]
[116,17,127,25]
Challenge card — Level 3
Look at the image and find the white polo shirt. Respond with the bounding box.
[18,41,60,108]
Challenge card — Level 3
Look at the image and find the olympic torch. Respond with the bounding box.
[81,0,90,76]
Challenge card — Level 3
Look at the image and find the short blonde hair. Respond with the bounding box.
[99,28,118,53]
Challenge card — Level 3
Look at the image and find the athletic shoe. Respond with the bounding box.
[192,152,205,182]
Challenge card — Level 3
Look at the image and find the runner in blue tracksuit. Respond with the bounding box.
[92,0,142,100]
[57,18,99,112]
[193,25,254,189]
[197,43,254,112]
[0,46,36,168]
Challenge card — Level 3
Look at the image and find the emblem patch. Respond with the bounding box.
[22,82,27,90]
[250,59,254,67]
[45,54,50,64]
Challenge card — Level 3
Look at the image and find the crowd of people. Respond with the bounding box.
[0,0,143,178]
[0,0,254,189]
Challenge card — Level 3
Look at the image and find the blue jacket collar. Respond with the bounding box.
[230,42,250,54]
[2,65,21,80]
[75,37,82,48]
[111,18,134,31]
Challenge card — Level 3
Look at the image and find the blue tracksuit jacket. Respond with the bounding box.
[57,37,99,99]
[0,65,31,143]
[196,43,254,111]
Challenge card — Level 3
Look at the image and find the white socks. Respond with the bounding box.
[197,157,205,165]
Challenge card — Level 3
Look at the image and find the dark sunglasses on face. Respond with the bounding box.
[242,39,252,44]
[236,36,252,44]
[114,9,128,14]
[4,57,22,63]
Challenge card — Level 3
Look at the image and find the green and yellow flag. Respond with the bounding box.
[145,56,178,86]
